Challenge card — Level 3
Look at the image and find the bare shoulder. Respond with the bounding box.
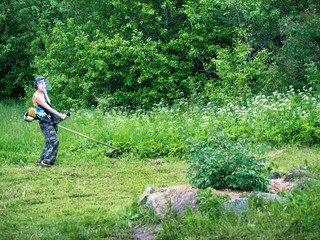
[33,91,44,101]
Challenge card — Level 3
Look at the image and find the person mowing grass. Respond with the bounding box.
[33,76,69,168]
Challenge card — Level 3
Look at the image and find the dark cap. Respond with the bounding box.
[34,76,47,89]
[35,76,47,83]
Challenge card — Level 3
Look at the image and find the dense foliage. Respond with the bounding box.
[0,0,64,100]
[185,131,271,190]
[1,0,320,108]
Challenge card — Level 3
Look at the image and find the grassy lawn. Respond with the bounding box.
[266,146,320,173]
[1,146,320,239]
[0,159,187,239]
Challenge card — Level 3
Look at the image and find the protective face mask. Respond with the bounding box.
[39,83,47,92]
[37,79,52,91]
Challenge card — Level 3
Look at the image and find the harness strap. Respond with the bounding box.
[33,94,59,125]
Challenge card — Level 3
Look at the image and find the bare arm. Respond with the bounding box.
[33,93,69,120]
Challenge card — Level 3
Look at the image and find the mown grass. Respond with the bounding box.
[267,146,320,173]
[0,160,187,239]
[1,147,319,239]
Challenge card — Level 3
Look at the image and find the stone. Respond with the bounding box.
[220,198,250,215]
[150,159,164,165]
[255,192,287,204]
[299,177,319,184]
[171,191,199,217]
[145,192,171,215]
[294,177,320,192]
[145,190,199,217]
[132,225,162,240]
[284,169,306,182]
[269,172,281,179]
[138,186,154,207]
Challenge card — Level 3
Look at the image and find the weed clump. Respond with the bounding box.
[195,188,231,219]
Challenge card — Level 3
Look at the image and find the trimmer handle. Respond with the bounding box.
[55,112,71,125]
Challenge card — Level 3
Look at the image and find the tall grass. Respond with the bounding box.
[1,87,320,165]
[69,87,320,156]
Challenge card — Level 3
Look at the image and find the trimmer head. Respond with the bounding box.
[106,149,123,157]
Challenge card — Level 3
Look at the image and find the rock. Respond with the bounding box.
[220,198,250,215]
[145,192,171,215]
[255,192,287,204]
[145,190,199,217]
[171,191,199,217]
[150,159,164,165]
[283,169,306,182]
[138,186,154,207]
[269,172,281,179]
[299,177,319,184]
[138,180,309,219]
[294,177,320,192]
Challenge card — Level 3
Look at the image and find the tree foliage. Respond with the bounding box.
[1,0,319,108]
[278,8,320,90]
[0,0,64,100]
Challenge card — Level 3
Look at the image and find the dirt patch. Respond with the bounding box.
[132,224,163,240]
[156,184,196,193]
[213,179,295,199]
[154,179,295,200]
[267,149,287,157]
[268,179,296,193]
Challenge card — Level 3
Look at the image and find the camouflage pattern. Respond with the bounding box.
[38,121,59,165]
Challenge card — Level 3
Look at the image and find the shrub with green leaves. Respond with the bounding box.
[185,131,271,191]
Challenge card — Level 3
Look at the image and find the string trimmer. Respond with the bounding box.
[57,125,123,157]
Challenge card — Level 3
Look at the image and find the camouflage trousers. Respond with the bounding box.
[38,121,59,165]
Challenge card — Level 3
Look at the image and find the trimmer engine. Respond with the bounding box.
[24,107,37,122]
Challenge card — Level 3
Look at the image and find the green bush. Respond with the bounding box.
[185,131,271,191]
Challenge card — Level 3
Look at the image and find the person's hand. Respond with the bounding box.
[60,114,69,120]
